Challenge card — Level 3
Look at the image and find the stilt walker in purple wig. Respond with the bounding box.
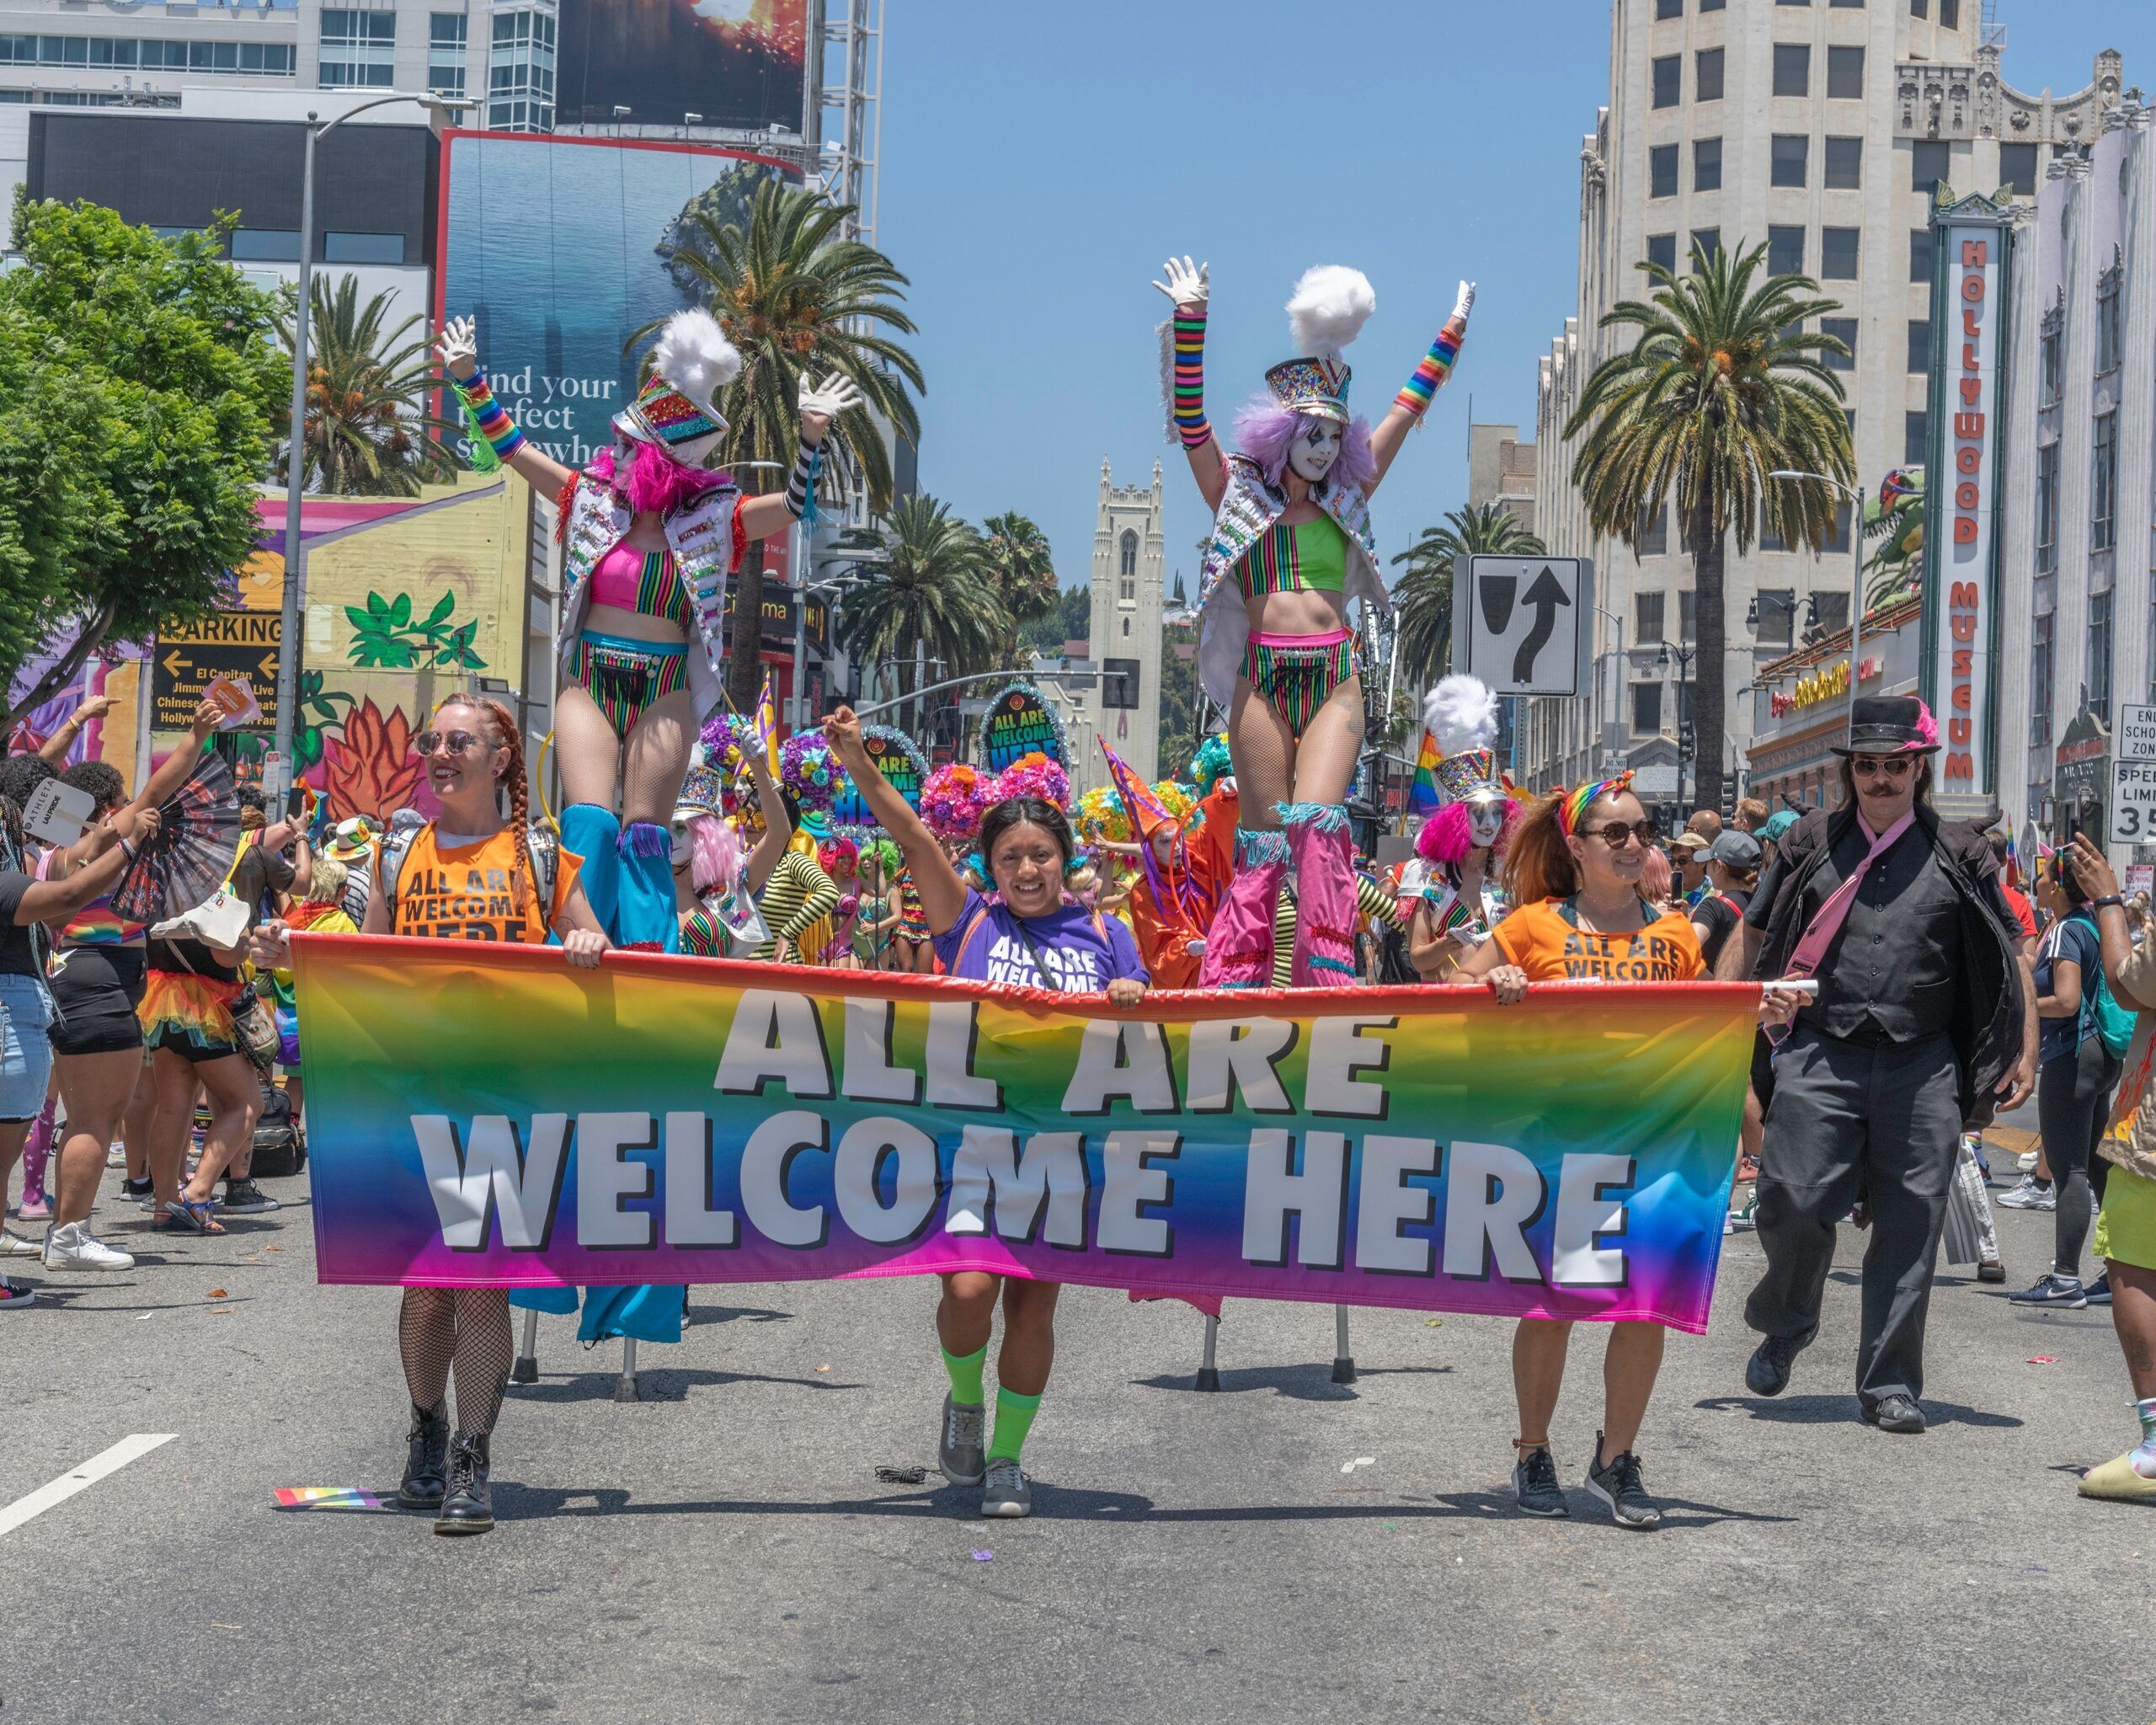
[1155,256,1475,985]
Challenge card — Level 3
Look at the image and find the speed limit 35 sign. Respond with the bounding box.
[2112,757,2156,841]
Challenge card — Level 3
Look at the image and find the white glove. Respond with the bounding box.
[1151,255,1210,307]
[798,370,866,430]
[436,315,479,380]
[1452,280,1477,323]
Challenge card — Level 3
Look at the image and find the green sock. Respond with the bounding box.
[941,1343,987,1408]
[987,1386,1042,1464]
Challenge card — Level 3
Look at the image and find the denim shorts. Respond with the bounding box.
[0,971,56,1123]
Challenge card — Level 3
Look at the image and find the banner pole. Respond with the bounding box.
[512,1309,540,1385]
[1331,1306,1356,1385]
[1195,1314,1220,1392]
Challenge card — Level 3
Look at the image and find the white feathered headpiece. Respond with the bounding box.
[1422,675,1511,807]
[1286,265,1376,359]
[616,308,741,458]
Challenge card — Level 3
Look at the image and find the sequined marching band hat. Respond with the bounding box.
[1423,674,1512,806]
[675,762,725,817]
[616,308,741,464]
[1262,265,1376,424]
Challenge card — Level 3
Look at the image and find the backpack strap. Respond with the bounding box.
[526,820,559,937]
[949,902,991,972]
[377,825,422,932]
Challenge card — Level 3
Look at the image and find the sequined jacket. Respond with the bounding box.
[558,469,741,716]
[1193,454,1390,708]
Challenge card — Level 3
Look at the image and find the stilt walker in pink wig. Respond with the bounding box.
[1410,675,1522,981]
[1155,257,1474,985]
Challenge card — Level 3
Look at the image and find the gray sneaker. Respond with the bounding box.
[938,1393,985,1487]
[979,1456,1031,1519]
[1585,1437,1662,1530]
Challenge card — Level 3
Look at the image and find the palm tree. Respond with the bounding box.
[1389,502,1545,693]
[639,177,925,712]
[981,510,1059,663]
[275,275,459,496]
[1565,242,1854,812]
[838,496,1006,737]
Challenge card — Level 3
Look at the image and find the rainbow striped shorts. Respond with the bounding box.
[1241,627,1359,734]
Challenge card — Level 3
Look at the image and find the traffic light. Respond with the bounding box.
[1101,657,1140,710]
[1721,777,1738,822]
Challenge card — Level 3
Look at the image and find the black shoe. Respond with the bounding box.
[1977,1258,2006,1284]
[219,1178,280,1215]
[2085,1271,2112,1306]
[1745,1325,1816,1397]
[1512,1445,1568,1518]
[435,1434,494,1535]
[396,1402,450,1509]
[1861,1393,1926,1434]
[120,1176,152,1204]
[1585,1434,1662,1530]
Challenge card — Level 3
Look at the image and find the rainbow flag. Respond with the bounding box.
[753,671,781,773]
[293,936,1758,1331]
[1405,728,1442,820]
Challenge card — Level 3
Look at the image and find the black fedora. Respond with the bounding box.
[1831,695,1940,757]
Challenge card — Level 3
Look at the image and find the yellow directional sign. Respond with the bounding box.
[152,612,281,734]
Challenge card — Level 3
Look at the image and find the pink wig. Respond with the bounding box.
[1231,398,1379,495]
[589,440,729,519]
[688,810,744,899]
[1417,796,1522,867]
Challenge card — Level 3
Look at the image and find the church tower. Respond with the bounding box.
[1087,457,1166,783]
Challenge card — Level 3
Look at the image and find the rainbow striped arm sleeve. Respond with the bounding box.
[1171,311,1212,449]
[452,372,527,463]
[1393,312,1468,417]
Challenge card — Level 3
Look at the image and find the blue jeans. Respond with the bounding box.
[0,972,56,1123]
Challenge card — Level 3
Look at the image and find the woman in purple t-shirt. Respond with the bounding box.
[824,706,1148,1520]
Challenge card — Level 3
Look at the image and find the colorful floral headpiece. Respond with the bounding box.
[992,750,1070,811]
[779,732,846,814]
[1189,733,1234,798]
[1558,770,1635,838]
[923,761,994,841]
[1075,783,1130,846]
[699,711,755,776]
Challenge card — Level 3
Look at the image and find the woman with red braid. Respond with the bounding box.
[254,695,610,1538]
[1155,256,1473,991]
[435,311,862,955]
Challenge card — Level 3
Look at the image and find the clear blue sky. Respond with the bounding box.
[878,1,2155,594]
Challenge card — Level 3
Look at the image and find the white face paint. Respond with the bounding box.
[670,809,696,869]
[1467,800,1506,850]
[1288,416,1342,482]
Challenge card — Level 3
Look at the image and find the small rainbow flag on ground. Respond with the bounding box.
[273,1487,391,1511]
[1405,728,1442,820]
[753,671,781,772]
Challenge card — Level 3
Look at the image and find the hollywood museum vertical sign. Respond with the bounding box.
[1923,192,2014,814]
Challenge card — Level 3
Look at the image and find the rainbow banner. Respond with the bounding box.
[293,937,1757,1331]
[1406,728,1442,818]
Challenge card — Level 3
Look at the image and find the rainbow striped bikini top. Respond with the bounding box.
[587,540,692,629]
[1236,515,1348,601]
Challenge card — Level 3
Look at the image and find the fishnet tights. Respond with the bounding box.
[398,1288,513,1439]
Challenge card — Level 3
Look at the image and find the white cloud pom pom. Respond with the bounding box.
[652,307,742,409]
[1423,674,1499,756]
[1286,265,1377,359]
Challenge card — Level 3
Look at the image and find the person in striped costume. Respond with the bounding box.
[1155,257,1474,991]
[1409,675,1522,981]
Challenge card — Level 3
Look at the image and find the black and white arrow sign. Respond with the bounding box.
[1454,556,1594,697]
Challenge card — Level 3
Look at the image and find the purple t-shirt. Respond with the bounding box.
[934,888,1149,992]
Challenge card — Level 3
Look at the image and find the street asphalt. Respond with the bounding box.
[3,1140,2150,1725]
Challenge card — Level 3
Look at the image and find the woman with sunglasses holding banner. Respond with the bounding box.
[1452,772,1801,1530]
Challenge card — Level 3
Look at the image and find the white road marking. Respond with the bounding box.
[0,1434,176,1539]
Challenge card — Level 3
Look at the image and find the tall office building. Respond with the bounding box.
[1527,0,2121,801]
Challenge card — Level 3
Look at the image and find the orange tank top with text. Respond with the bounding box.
[391,825,581,944]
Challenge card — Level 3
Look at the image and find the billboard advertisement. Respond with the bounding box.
[437,132,798,470]
[557,0,808,136]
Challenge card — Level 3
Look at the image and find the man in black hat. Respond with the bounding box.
[1716,695,2036,1432]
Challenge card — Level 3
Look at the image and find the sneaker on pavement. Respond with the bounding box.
[1746,1325,1816,1397]
[2006,1273,2087,1308]
[41,1221,135,1273]
[105,1142,126,1168]
[938,1393,985,1487]
[220,1178,279,1215]
[1977,1258,2007,1283]
[0,1274,33,1311]
[2015,1150,2040,1173]
[1998,1176,2056,1211]
[16,1193,50,1220]
[2086,1271,2113,1306]
[979,1456,1032,1519]
[3,1226,43,1258]
[1585,1438,1662,1530]
[120,1177,154,1207]
[1513,1445,1568,1518]
[1728,1196,1758,1232]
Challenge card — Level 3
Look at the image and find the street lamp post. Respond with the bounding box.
[275,93,467,782]
[1768,470,1867,734]
[1653,638,1696,808]
[1593,603,1626,775]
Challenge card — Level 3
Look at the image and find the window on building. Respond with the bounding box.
[1768,225,1805,276]
[1999,142,2038,195]
[1633,682,1663,735]
[2029,611,2052,741]
[2040,301,2063,404]
[2089,590,2114,722]
[1821,227,1860,279]
[2035,439,2060,573]
[1908,227,1934,282]
[1646,232,1678,275]
[2093,411,2118,553]
[1650,143,1679,198]
[1905,409,1929,466]
[1820,317,1857,371]
[1771,134,1809,187]
[1700,0,1725,9]
[1824,499,1852,553]
[1760,508,1788,553]
[320,7,395,88]
[1829,0,1864,8]
[1690,228,1720,273]
[1809,591,1849,638]
[1119,530,1137,579]
[1657,0,1683,17]
[487,6,556,131]
[1679,589,1697,640]
[1636,590,1666,643]
[1695,46,1724,101]
[1826,45,1865,99]
[1637,505,1668,557]
[231,229,302,262]
[1907,318,1931,372]
[2097,255,2122,373]
[1652,54,1681,109]
[1756,589,1797,649]
[1773,44,1810,98]
[1911,139,1951,194]
[1694,136,1721,192]
[1776,0,1809,7]
[1823,135,1863,188]
[323,232,404,264]
[1940,0,1960,25]
[429,11,467,97]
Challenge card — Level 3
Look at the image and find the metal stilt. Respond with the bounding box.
[1331,1305,1356,1384]
[1195,1312,1221,1391]
[510,1308,540,1384]
[613,1336,642,1402]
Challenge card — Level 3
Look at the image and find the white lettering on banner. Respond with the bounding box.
[1551,1153,1635,1287]
[1098,1130,1181,1256]
[1442,1140,1547,1282]
[946,1127,1090,1247]
[663,1112,736,1247]
[831,1117,942,1245]
[1241,1130,1351,1268]
[739,1110,829,1248]
[1356,1135,1441,1276]
[1304,1016,1395,1119]
[714,991,834,1098]
[925,1001,1001,1109]
[414,1112,569,1250]
[576,1112,656,1249]
[841,997,919,1105]
[1062,1019,1179,1114]
[1184,1017,1298,1114]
